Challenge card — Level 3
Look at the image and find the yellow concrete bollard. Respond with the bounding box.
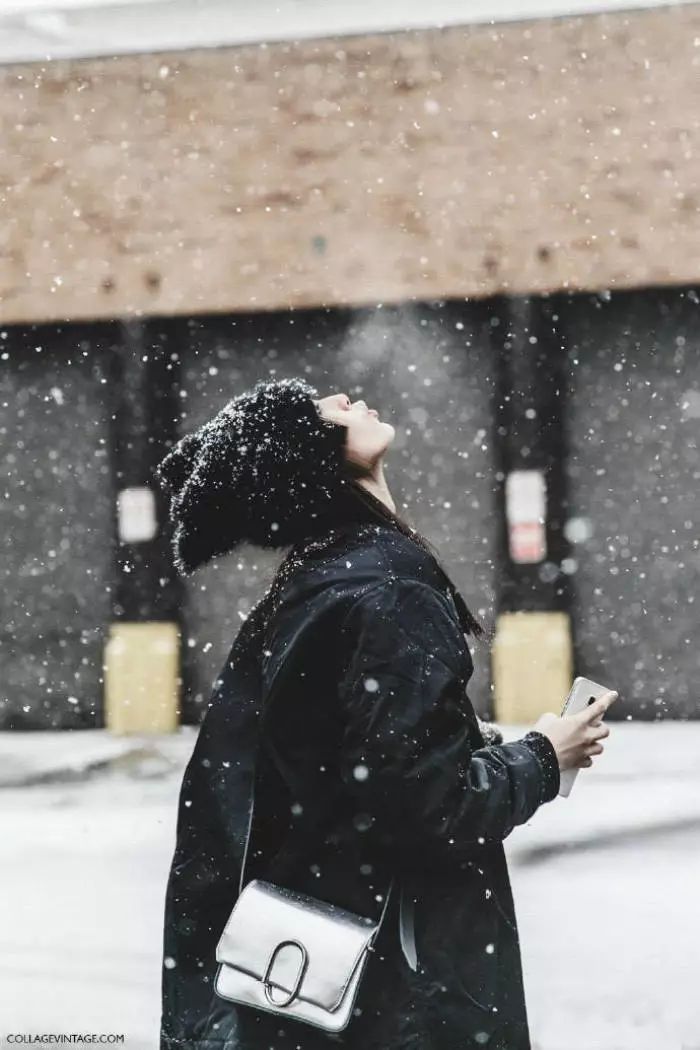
[491,610,573,724]
[104,621,181,734]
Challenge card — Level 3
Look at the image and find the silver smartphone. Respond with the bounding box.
[558,675,615,798]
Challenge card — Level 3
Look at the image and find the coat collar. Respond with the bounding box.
[282,521,476,640]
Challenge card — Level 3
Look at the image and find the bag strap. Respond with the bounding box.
[238,656,396,930]
[238,763,396,932]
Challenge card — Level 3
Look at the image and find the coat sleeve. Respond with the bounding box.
[336,577,560,864]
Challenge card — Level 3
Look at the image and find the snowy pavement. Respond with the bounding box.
[499,720,700,862]
[0,720,699,1048]
[0,775,174,1049]
[0,726,196,788]
[509,825,700,1050]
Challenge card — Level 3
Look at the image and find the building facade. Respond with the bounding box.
[1,1,698,727]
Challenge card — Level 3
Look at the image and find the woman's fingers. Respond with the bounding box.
[578,690,618,724]
[570,691,616,770]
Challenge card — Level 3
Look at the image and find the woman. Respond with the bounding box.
[156,377,615,1050]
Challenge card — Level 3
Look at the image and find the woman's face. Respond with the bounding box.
[314,393,395,470]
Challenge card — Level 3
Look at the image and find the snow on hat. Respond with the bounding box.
[154,376,348,576]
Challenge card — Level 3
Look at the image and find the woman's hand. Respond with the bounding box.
[533,690,618,772]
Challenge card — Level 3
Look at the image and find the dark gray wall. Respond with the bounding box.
[0,322,115,729]
[2,288,696,730]
[558,287,699,719]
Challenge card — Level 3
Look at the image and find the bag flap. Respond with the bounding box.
[216,879,377,1012]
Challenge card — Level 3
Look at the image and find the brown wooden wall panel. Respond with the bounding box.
[1,4,699,325]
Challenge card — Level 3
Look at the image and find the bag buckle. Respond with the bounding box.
[263,939,308,1007]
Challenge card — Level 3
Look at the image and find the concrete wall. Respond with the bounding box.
[2,287,696,726]
[1,3,700,326]
[560,286,700,719]
[0,321,115,729]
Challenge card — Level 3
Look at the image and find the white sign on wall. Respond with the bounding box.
[117,486,158,543]
[505,469,547,563]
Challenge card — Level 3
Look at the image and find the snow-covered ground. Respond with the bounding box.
[506,829,700,1050]
[0,775,176,1048]
[0,750,699,1049]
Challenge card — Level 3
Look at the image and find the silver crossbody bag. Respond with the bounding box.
[214,874,394,1033]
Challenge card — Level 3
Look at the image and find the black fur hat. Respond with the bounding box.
[154,377,348,576]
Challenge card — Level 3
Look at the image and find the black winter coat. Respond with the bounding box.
[160,523,560,1050]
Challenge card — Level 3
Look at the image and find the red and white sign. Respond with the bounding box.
[505,470,547,564]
